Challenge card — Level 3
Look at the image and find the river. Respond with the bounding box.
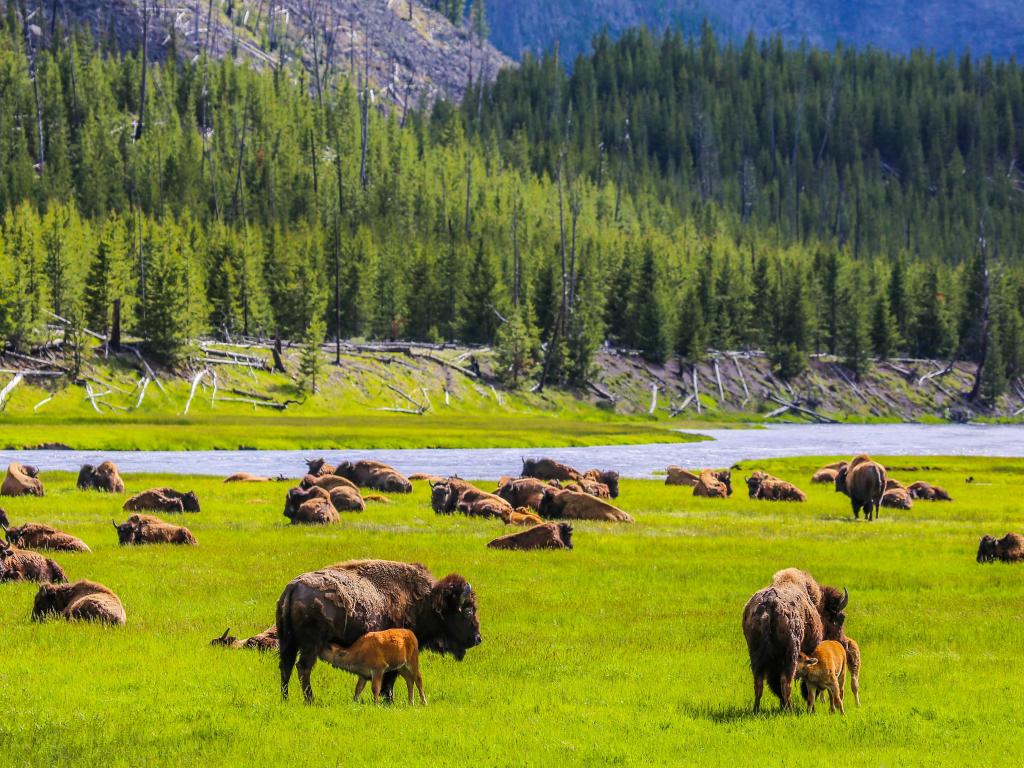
[1,423,1022,479]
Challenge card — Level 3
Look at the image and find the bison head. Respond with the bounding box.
[113,519,138,546]
[558,523,574,550]
[211,628,237,646]
[430,482,453,514]
[794,651,819,680]
[420,575,481,660]
[745,475,764,499]
[834,465,850,495]
[180,491,200,512]
[22,464,40,478]
[820,586,849,637]
[305,458,327,476]
[717,470,733,496]
[4,525,25,547]
[593,470,620,498]
[977,535,999,563]
[31,582,67,620]
[77,464,97,489]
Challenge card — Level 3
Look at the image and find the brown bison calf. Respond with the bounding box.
[746,472,807,502]
[881,479,913,510]
[487,522,573,551]
[32,579,126,625]
[977,533,1024,563]
[212,625,279,651]
[320,628,427,705]
[2,513,90,553]
[500,508,545,526]
[795,640,847,714]
[538,488,633,522]
[0,540,67,582]
[835,455,886,521]
[77,461,126,493]
[124,487,200,513]
[113,515,197,545]
[907,481,953,501]
[2,462,44,497]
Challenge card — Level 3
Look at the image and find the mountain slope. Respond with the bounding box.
[486,0,1024,63]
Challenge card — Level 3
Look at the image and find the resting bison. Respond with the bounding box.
[224,472,284,483]
[1,514,90,553]
[693,469,732,498]
[811,467,842,484]
[742,568,849,712]
[76,461,125,493]
[976,533,1024,563]
[537,488,633,522]
[582,469,619,499]
[835,455,886,521]
[521,458,583,484]
[212,625,279,651]
[300,473,358,492]
[334,460,412,494]
[123,487,200,513]
[501,508,544,526]
[430,478,512,519]
[495,477,558,511]
[305,458,335,477]
[2,462,44,497]
[665,466,700,486]
[881,479,913,510]
[0,540,67,582]
[113,515,197,545]
[907,481,952,501]
[487,522,573,551]
[276,559,481,702]
[32,580,125,625]
[746,472,807,502]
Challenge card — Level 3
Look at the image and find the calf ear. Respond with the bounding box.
[805,658,819,666]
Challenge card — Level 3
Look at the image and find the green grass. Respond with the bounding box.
[2,457,1022,766]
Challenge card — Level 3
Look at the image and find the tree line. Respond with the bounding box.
[0,14,1021,404]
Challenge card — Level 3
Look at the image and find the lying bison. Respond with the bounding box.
[123,487,200,513]
[212,625,279,651]
[1,462,44,497]
[693,469,732,498]
[431,478,513,519]
[334,460,412,494]
[0,540,67,583]
[495,477,558,511]
[487,522,573,551]
[881,479,913,510]
[977,533,1024,563]
[113,515,197,545]
[276,559,481,702]
[811,466,843,484]
[520,459,619,498]
[32,579,126,625]
[835,455,886,521]
[1,511,90,553]
[76,461,125,493]
[225,472,285,483]
[907,481,952,501]
[538,488,633,522]
[746,472,807,502]
[305,458,335,477]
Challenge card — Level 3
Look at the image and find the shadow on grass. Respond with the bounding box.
[683,703,792,723]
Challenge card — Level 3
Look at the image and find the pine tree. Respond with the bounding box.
[460,240,498,344]
[978,317,1006,408]
[136,219,195,363]
[632,242,670,363]
[838,269,872,377]
[675,284,707,363]
[299,316,326,395]
[494,305,540,388]
[870,291,900,360]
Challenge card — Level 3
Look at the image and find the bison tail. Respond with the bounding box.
[276,583,299,692]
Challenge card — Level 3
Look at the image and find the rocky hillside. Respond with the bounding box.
[486,0,1024,64]
[44,1,510,104]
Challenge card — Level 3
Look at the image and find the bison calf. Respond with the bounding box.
[320,628,426,705]
[977,533,1024,563]
[32,579,126,625]
[795,640,847,714]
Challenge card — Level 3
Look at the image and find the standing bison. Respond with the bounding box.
[835,455,886,521]
[32,580,126,625]
[276,559,481,703]
[976,533,1024,563]
[76,461,126,493]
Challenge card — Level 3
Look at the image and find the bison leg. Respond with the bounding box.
[753,675,764,713]
[371,670,384,704]
[397,667,415,705]
[379,669,399,704]
[850,499,860,520]
[296,648,317,704]
[353,677,368,702]
[279,638,299,700]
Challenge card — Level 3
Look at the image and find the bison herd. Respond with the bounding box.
[0,449,1020,712]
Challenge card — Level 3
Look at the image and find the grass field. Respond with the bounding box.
[1,457,1022,766]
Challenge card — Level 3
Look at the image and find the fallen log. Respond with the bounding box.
[0,373,24,410]
[0,368,62,377]
[135,377,151,409]
[214,396,289,410]
[384,383,428,413]
[764,393,838,424]
[691,367,702,415]
[33,394,54,412]
[183,368,210,415]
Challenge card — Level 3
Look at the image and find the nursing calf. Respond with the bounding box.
[320,628,427,705]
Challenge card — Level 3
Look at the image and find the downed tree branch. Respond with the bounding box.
[0,373,24,410]
[183,368,210,415]
[384,383,428,413]
[691,367,702,415]
[0,368,62,377]
[127,346,169,400]
[764,393,838,423]
[33,394,54,412]
[83,382,103,414]
[135,377,151,409]
[214,396,290,410]
[713,359,725,402]
[648,383,658,415]
[375,407,424,415]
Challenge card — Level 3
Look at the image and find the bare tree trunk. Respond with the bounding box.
[135,0,149,141]
[511,194,520,307]
[464,156,472,240]
[359,47,370,190]
[110,299,122,352]
[19,0,45,172]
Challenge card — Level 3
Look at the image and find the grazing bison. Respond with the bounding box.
[2,514,90,553]
[123,487,200,513]
[76,461,125,493]
[0,540,67,583]
[537,488,633,522]
[881,479,913,510]
[32,580,125,625]
[835,455,886,521]
[211,625,279,651]
[113,515,197,545]
[907,481,953,501]
[487,522,573,551]
[693,469,732,499]
[811,466,842,484]
[335,460,413,494]
[976,533,1024,563]
[746,471,807,502]
[305,458,335,477]
[320,628,427,705]
[2,462,44,497]
[276,559,481,702]
[431,478,513,519]
[495,477,558,511]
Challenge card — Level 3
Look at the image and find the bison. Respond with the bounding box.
[319,628,427,705]
[537,488,633,522]
[1,462,44,497]
[746,471,807,502]
[811,466,842,484]
[0,540,67,582]
[693,469,731,499]
[334,460,412,494]
[976,533,1024,563]
[123,487,200,513]
[881,479,913,510]
[300,473,359,492]
[276,559,481,702]
[665,466,700,486]
[835,455,886,521]
[500,508,545,526]
[32,579,125,625]
[1,513,90,553]
[431,478,513,519]
[113,515,197,545]
[305,458,335,477]
[520,458,583,484]
[795,640,847,714]
[224,472,285,483]
[907,481,953,501]
[487,522,573,551]
[76,461,125,493]
[495,477,558,511]
[211,625,279,651]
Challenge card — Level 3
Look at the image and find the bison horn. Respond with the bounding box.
[838,587,849,610]
[220,628,231,640]
[459,583,472,606]
[111,519,119,529]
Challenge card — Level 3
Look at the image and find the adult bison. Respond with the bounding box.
[305,458,335,477]
[976,533,1024,563]
[881,479,913,510]
[745,471,807,502]
[693,469,731,498]
[521,458,583,484]
[431,478,512,519]
[495,477,557,511]
[537,488,633,522]
[76,461,125,493]
[835,455,886,521]
[1,513,90,553]
[32,580,126,625]
[0,540,67,583]
[487,522,573,551]
[907,481,953,501]
[1,462,44,497]
[276,559,481,702]
[811,466,843,484]
[334,460,412,494]
[124,487,200,513]
[113,515,197,545]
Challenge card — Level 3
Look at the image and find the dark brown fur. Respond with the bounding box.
[520,458,584,484]
[835,455,886,521]
[811,467,841,484]
[334,460,412,493]
[746,471,807,502]
[977,532,1024,563]
[76,461,125,493]
[907,481,953,501]
[32,579,125,625]
[113,515,197,545]
[123,487,200,513]
[495,477,558,511]
[304,458,335,477]
[211,625,279,651]
[537,488,633,522]
[4,521,91,552]
[431,478,513,519]
[487,522,573,550]
[0,540,67,582]
[2,462,44,497]
[881,478,913,510]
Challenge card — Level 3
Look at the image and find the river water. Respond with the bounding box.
[1,423,1021,480]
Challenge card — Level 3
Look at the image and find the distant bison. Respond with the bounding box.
[487,522,573,551]
[693,469,731,499]
[746,471,807,502]
[305,458,335,477]
[1,462,44,497]
[538,488,633,522]
[431,478,513,519]
[123,487,200,513]
[521,458,583,484]
[224,472,283,483]
[495,477,558,511]
[0,540,67,583]
[835,455,886,521]
[76,461,125,493]
[1,512,90,553]
[276,559,481,702]
[113,514,197,545]
[907,481,952,501]
[211,625,279,651]
[976,533,1024,564]
[334,460,412,494]
[32,579,125,625]
[812,466,843,484]
[582,469,620,499]
[880,479,913,510]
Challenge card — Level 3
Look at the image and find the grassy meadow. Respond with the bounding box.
[1,457,1022,766]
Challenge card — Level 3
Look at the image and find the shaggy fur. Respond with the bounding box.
[907,481,953,501]
[665,466,701,486]
[0,541,67,582]
[693,469,730,499]
[76,461,125,493]
[300,474,359,492]
[328,486,366,512]
[304,458,335,477]
[32,579,126,625]
[334,460,413,493]
[537,488,633,522]
[276,559,481,702]
[976,532,1024,563]
[1,462,44,497]
[520,458,584,484]
[286,497,340,525]
[211,625,279,651]
[4,520,91,552]
[431,478,513,519]
[835,455,886,521]
[487,522,573,551]
[746,471,807,502]
[113,515,197,545]
[495,477,559,511]
[881,478,913,510]
[123,487,200,513]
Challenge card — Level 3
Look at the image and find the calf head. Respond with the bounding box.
[794,652,819,680]
[977,535,999,563]
[420,576,482,660]
[211,628,237,647]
